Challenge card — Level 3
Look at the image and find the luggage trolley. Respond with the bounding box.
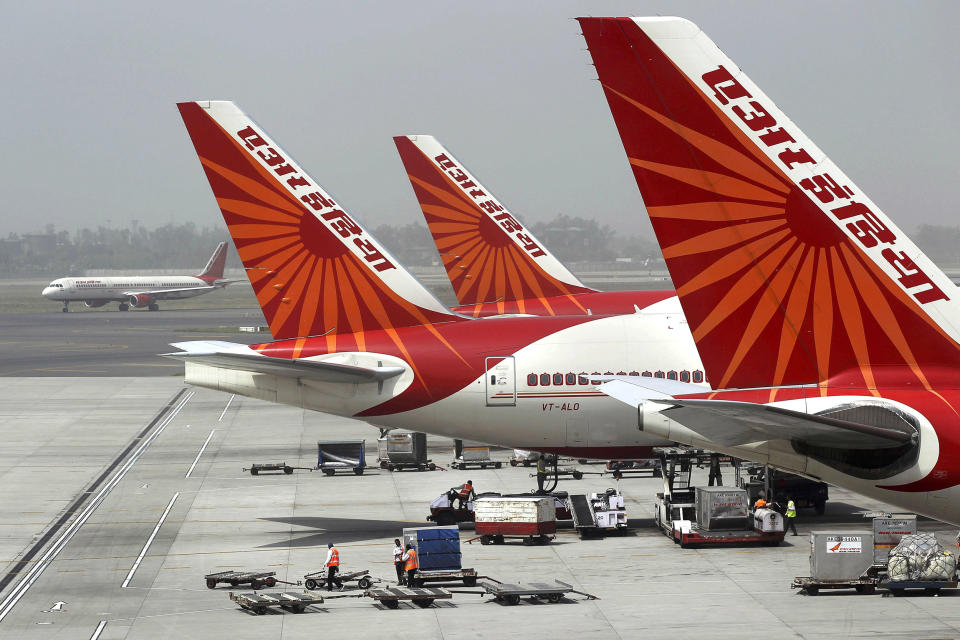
[478,579,598,606]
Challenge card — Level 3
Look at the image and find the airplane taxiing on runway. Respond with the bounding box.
[580,16,960,524]
[393,134,671,318]
[42,241,233,312]
[168,100,705,458]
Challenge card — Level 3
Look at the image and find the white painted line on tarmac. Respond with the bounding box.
[0,391,193,624]
[217,395,235,422]
[121,492,180,589]
[185,430,216,479]
[89,620,107,640]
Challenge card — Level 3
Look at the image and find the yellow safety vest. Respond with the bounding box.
[786,501,796,518]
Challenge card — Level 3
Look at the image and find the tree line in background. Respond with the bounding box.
[2,218,958,277]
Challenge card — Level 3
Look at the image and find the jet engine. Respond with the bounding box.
[128,294,153,308]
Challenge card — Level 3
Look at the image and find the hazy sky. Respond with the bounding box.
[2,1,958,241]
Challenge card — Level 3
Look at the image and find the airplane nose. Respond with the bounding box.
[41,287,52,298]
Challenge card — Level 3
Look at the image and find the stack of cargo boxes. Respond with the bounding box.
[402,525,462,572]
[474,496,556,542]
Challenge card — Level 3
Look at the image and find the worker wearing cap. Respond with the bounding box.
[456,480,475,510]
[325,542,342,591]
[536,454,547,494]
[402,542,418,586]
[785,499,798,536]
[393,538,405,585]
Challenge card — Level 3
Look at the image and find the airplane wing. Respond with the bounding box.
[163,341,405,383]
[599,379,915,450]
[124,286,217,299]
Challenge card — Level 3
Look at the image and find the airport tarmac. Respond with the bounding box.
[2,378,960,639]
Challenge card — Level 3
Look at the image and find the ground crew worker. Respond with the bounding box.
[324,542,342,591]
[402,542,418,586]
[536,454,547,493]
[393,538,405,584]
[707,453,722,486]
[785,498,798,536]
[754,495,767,510]
[456,480,475,509]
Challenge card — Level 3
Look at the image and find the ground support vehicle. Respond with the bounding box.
[606,459,661,478]
[317,440,366,476]
[242,462,312,476]
[450,439,501,470]
[735,461,829,514]
[474,496,556,545]
[408,568,478,587]
[791,575,879,596]
[205,570,279,589]
[509,449,538,466]
[426,491,571,526]
[229,591,324,614]
[478,579,598,606]
[568,490,628,538]
[303,569,377,591]
[377,432,437,471]
[365,586,452,609]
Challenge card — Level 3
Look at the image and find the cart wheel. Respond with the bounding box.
[251,580,262,590]
[891,588,905,597]
[855,584,876,595]
[480,464,487,469]
[386,464,394,472]
[356,577,371,589]
[495,462,502,469]
[265,577,276,587]
[572,471,583,480]
[523,460,531,467]
[413,598,434,608]
[305,579,318,590]
[323,469,335,476]
[380,461,388,469]
[230,579,239,587]
[294,604,306,613]
[548,593,562,603]
[495,535,506,545]
[255,607,266,615]
[428,463,436,471]
[480,535,493,545]
[538,535,550,545]
[250,468,259,476]
[612,470,623,481]
[206,579,216,589]
[510,460,518,467]
[354,468,364,475]
[418,464,426,472]
[463,576,477,587]
[805,586,818,596]
[384,600,399,609]
[505,594,521,606]
[284,466,293,474]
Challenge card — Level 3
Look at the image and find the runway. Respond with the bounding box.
[1,379,959,639]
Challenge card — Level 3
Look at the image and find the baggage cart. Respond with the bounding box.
[881,579,958,596]
[229,590,324,614]
[242,462,312,476]
[408,567,478,587]
[204,570,278,590]
[377,432,437,471]
[317,440,366,476]
[606,459,661,478]
[450,439,501,470]
[478,579,598,606]
[791,575,879,596]
[509,449,538,466]
[303,569,378,591]
[426,490,571,526]
[365,586,452,609]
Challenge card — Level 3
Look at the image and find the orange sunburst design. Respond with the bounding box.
[584,37,960,391]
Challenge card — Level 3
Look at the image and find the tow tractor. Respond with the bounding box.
[653,447,785,548]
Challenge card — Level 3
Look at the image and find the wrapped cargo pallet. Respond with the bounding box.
[887,533,957,582]
[474,497,556,537]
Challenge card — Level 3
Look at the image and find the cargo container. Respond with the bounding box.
[316,440,365,476]
[872,515,917,565]
[377,432,435,471]
[474,496,556,544]
[809,531,875,581]
[695,487,749,531]
[400,525,477,587]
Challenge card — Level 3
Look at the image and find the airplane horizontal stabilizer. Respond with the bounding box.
[599,380,913,450]
[163,342,405,383]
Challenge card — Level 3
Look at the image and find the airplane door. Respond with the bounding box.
[485,357,516,407]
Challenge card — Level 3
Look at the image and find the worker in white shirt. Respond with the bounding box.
[393,538,405,585]
[324,542,342,591]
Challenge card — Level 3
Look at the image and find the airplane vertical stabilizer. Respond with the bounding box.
[178,101,462,340]
[579,17,960,392]
[196,241,228,283]
[394,135,595,312]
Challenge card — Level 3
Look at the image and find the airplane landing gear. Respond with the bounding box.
[119,303,129,311]
[148,303,159,311]
[61,304,69,313]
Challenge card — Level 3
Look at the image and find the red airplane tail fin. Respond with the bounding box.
[196,241,228,283]
[394,135,595,312]
[178,101,461,341]
[579,17,960,392]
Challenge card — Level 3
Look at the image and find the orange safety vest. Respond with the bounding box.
[327,548,340,567]
[458,483,472,499]
[404,549,418,571]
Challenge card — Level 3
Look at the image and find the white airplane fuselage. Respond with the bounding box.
[42,275,221,309]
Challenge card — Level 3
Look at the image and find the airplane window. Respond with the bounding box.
[642,371,652,377]
[680,370,691,382]
[616,371,626,376]
[693,370,704,383]
[667,371,678,380]
[552,373,563,386]
[628,371,640,376]
[565,373,576,385]
[603,371,614,376]
[539,373,550,386]
[654,371,665,378]
[527,373,538,387]
[490,375,496,385]
[578,373,589,385]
